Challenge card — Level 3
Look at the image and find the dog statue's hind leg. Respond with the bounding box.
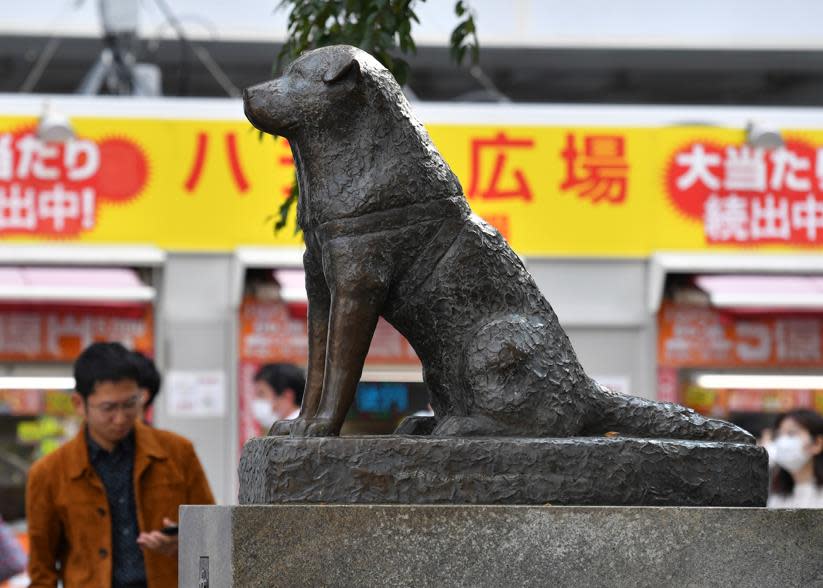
[432,314,590,438]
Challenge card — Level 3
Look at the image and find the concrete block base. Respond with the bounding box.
[179,505,822,587]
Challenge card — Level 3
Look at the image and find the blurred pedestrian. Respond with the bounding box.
[26,342,215,587]
[131,351,161,422]
[767,409,823,508]
[0,515,26,583]
[252,363,305,431]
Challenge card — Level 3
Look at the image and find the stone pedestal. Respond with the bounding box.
[239,436,767,506]
[180,505,823,587]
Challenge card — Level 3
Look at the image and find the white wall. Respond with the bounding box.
[154,253,237,506]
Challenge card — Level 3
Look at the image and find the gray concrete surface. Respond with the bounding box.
[180,505,822,587]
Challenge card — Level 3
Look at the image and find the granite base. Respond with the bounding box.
[180,505,823,587]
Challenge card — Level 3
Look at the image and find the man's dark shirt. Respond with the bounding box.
[86,429,147,588]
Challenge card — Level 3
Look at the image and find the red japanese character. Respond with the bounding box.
[225,133,250,192]
[183,132,250,194]
[481,214,511,240]
[467,132,534,202]
[184,133,208,192]
[560,133,628,204]
[277,138,294,198]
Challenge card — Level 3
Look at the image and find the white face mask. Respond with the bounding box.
[772,435,811,473]
[762,441,777,467]
[251,398,277,429]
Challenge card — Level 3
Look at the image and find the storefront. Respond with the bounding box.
[655,259,823,438]
[0,251,161,524]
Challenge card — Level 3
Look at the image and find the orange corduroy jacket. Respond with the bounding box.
[25,420,215,588]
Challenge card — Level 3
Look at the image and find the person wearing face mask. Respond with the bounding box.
[767,409,823,508]
[251,363,305,433]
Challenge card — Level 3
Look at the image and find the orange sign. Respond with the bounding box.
[239,297,419,366]
[0,304,153,361]
[0,389,41,415]
[658,302,823,368]
[681,386,823,417]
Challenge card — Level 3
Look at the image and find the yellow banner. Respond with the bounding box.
[1,115,822,256]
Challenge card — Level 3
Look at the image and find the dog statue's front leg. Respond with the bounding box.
[291,272,384,437]
[269,243,329,436]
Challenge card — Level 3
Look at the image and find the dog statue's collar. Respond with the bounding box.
[309,196,470,243]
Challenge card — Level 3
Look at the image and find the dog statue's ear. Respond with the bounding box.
[323,57,361,85]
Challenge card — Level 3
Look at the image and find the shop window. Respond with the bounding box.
[657,272,823,439]
[0,266,156,523]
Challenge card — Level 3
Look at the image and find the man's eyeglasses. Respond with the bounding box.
[87,395,142,416]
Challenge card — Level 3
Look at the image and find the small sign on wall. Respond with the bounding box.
[166,371,226,418]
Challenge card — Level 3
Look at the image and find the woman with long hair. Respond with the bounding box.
[768,409,823,508]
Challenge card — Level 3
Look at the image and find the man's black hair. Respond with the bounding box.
[131,351,162,408]
[73,342,140,399]
[253,363,305,405]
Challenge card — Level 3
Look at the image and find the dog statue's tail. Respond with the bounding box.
[585,379,755,444]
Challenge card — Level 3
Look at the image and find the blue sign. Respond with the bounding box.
[355,383,409,414]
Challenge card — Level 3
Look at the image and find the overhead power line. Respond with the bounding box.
[151,0,241,97]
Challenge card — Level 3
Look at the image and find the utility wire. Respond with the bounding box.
[151,0,241,97]
[20,38,63,93]
[18,0,80,92]
[469,65,511,103]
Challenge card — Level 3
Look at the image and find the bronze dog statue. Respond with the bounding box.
[244,45,752,443]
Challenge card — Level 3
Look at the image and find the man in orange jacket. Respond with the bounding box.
[25,342,215,587]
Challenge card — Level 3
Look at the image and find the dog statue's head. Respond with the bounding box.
[244,45,387,138]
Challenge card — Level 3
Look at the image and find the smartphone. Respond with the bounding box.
[160,525,179,536]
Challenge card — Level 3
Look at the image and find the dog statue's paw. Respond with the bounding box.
[394,415,437,435]
[267,419,298,436]
[289,417,339,437]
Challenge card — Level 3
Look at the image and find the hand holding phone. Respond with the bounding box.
[137,518,179,558]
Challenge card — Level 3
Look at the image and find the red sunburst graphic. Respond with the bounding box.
[94,137,149,202]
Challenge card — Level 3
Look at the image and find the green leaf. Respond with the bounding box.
[273,178,299,234]
[393,58,410,86]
